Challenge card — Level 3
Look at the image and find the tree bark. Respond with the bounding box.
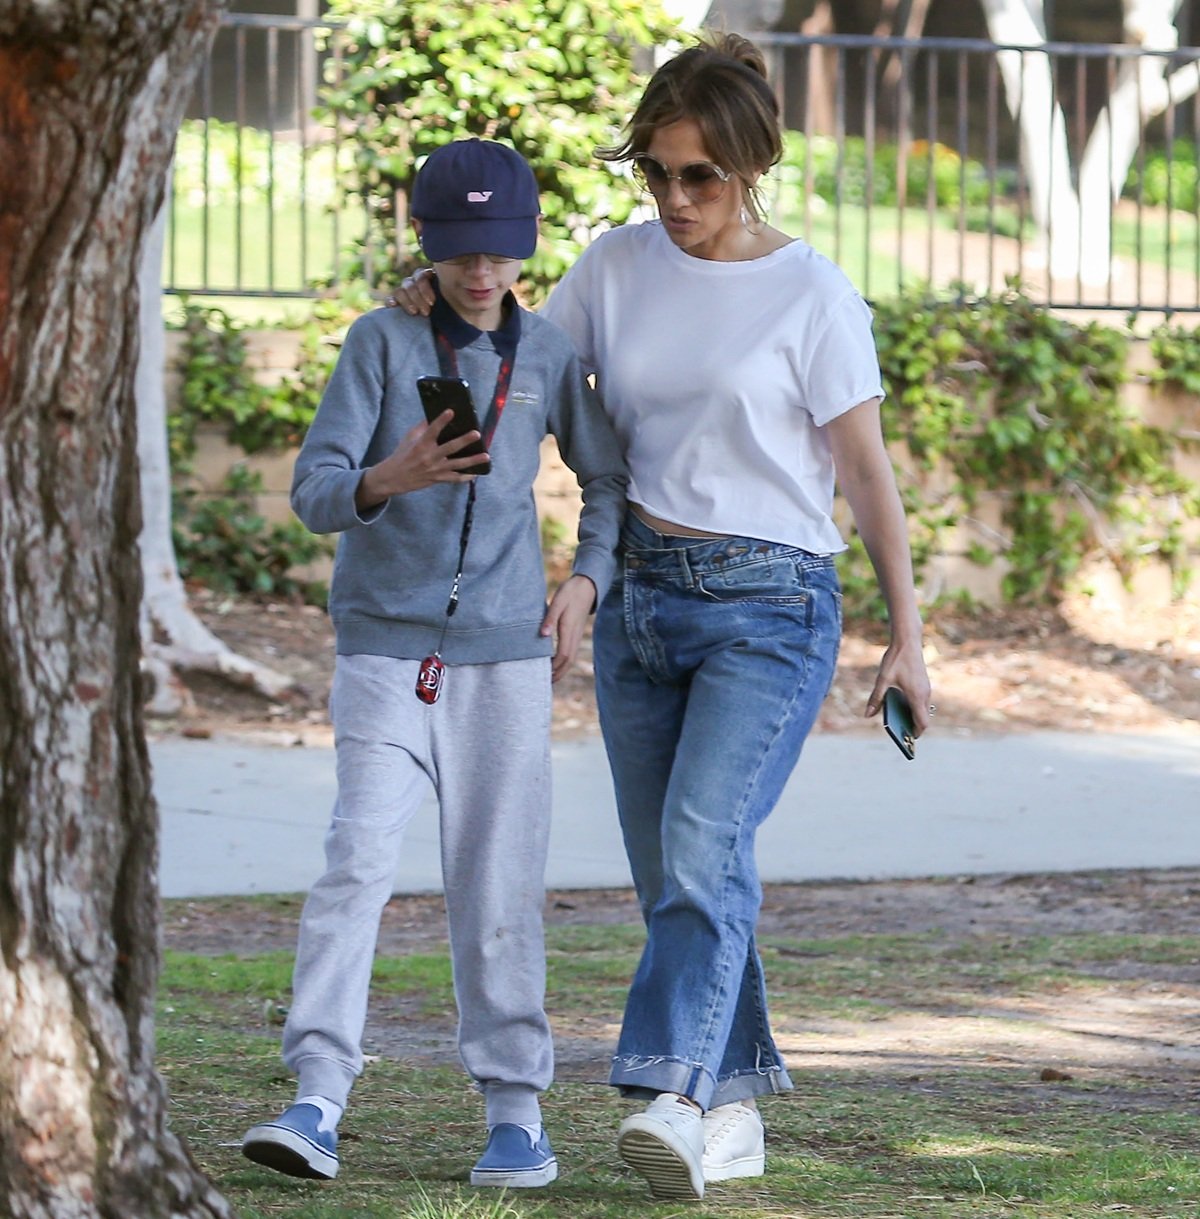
[136,189,295,717]
[0,3,233,1217]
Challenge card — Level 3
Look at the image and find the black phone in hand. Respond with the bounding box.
[416,375,490,475]
[882,686,916,760]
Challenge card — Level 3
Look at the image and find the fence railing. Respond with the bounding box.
[759,32,1200,316]
[166,18,1200,315]
[168,13,359,301]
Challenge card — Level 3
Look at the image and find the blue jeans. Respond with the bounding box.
[595,511,842,1110]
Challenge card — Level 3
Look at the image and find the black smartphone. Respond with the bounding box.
[416,375,490,475]
[882,686,916,760]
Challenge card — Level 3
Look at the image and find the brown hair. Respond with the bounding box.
[599,33,781,220]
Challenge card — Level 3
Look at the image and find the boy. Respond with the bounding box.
[240,139,627,1187]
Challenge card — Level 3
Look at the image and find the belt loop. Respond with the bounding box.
[677,549,693,587]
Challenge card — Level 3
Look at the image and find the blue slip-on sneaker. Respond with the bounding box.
[242,1102,339,1180]
[470,1123,558,1188]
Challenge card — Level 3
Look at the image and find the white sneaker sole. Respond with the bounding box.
[470,1160,558,1188]
[242,1124,339,1180]
[618,1120,705,1199]
[704,1151,766,1182]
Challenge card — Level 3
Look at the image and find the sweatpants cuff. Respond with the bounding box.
[295,1056,357,1111]
[483,1082,543,1128]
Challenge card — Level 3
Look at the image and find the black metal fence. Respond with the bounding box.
[167,12,361,300]
[761,32,1200,315]
[166,16,1200,315]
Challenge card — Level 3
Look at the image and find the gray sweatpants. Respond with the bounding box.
[282,652,554,1128]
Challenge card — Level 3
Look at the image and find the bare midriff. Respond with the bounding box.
[631,502,730,539]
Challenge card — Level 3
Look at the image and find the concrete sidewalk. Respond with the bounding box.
[152,729,1200,899]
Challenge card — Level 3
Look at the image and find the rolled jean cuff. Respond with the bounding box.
[610,1055,794,1111]
[609,1053,719,1111]
[709,1063,793,1108]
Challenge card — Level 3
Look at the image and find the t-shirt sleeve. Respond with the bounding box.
[541,248,599,377]
[805,291,886,427]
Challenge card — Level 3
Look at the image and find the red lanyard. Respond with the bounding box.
[431,327,515,617]
[415,324,516,705]
[434,328,514,449]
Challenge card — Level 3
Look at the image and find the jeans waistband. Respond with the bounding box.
[620,509,832,569]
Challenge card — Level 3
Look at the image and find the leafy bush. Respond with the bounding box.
[1149,317,1200,394]
[779,132,994,211]
[1125,140,1199,212]
[316,0,679,302]
[173,466,331,603]
[168,294,367,602]
[170,289,369,461]
[173,119,353,209]
[854,280,1198,611]
[168,282,1197,613]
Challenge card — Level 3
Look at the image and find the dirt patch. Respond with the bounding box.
[164,868,1200,955]
[162,585,1200,744]
[164,869,1200,1098]
[159,589,1200,1099]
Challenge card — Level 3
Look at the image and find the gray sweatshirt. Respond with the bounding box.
[291,298,627,664]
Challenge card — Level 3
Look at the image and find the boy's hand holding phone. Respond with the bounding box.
[355,410,486,513]
[416,376,491,475]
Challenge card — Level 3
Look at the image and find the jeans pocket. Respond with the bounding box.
[695,556,809,604]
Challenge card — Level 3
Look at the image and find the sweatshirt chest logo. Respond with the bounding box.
[509,390,540,407]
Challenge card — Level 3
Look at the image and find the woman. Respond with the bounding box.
[393,33,932,1201]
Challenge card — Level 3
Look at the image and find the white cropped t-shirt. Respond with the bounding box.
[541,221,884,553]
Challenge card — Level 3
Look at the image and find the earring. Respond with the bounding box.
[739,204,764,234]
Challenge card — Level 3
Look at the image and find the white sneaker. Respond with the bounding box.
[617,1093,705,1199]
[702,1101,765,1181]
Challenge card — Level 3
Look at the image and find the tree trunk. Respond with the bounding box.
[801,0,838,135]
[979,0,1082,280]
[1076,0,1196,286]
[0,4,233,1217]
[874,0,932,93]
[136,187,295,717]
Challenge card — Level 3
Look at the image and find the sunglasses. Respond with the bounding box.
[631,154,733,204]
[439,253,520,267]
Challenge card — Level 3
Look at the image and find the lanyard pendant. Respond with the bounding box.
[415,653,446,705]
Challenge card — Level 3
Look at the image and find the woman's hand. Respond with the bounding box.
[385,268,438,317]
[865,642,933,737]
[825,398,933,736]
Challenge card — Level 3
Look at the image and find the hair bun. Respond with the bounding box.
[710,32,768,80]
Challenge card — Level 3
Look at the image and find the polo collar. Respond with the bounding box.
[430,284,521,363]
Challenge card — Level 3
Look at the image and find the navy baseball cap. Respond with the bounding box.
[411,139,540,261]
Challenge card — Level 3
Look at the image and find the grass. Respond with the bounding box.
[164,198,367,297]
[161,198,371,328]
[1112,209,1200,285]
[158,901,1200,1219]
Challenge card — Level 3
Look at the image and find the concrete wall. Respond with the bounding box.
[167,329,586,587]
[168,329,1200,606]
